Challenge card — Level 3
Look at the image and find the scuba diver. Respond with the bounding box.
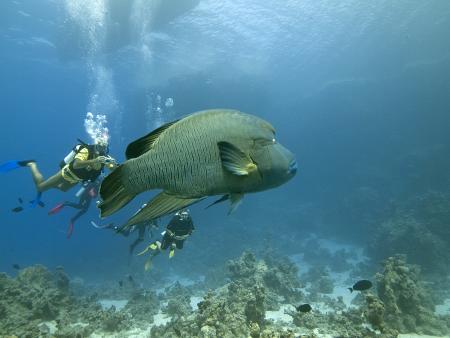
[91,202,160,256]
[137,209,195,270]
[0,138,116,206]
[121,219,160,256]
[48,179,101,239]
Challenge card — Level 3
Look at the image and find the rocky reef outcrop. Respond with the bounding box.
[369,191,450,275]
[0,265,159,336]
[150,283,267,337]
[151,251,303,337]
[227,251,303,308]
[375,255,449,335]
[0,265,77,336]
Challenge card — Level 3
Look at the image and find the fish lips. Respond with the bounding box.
[288,159,298,176]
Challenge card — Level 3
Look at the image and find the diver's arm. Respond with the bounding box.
[72,157,105,169]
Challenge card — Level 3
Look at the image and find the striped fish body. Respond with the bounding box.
[99,109,296,222]
[123,109,273,196]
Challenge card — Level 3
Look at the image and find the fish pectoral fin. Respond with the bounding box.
[218,141,257,176]
[205,194,229,209]
[123,192,204,228]
[228,193,244,214]
[125,119,180,159]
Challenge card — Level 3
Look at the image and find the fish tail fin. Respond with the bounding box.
[99,165,137,217]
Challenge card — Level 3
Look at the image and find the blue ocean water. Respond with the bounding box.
[0,0,450,325]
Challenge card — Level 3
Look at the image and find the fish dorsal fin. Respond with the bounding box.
[218,141,257,176]
[125,120,179,159]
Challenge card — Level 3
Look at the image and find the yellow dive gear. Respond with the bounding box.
[169,248,175,258]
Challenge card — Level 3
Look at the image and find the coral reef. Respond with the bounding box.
[369,191,450,276]
[301,238,353,273]
[262,251,304,303]
[289,308,373,337]
[376,255,449,335]
[151,251,304,337]
[151,284,267,337]
[4,251,449,337]
[0,265,160,336]
[227,251,303,308]
[369,214,448,275]
[162,282,193,318]
[124,289,159,325]
[302,266,334,295]
[0,265,76,336]
[363,293,386,331]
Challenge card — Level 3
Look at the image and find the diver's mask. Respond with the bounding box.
[176,209,190,220]
[94,143,109,156]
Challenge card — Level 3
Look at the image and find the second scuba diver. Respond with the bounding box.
[137,209,195,270]
[48,179,101,239]
[92,202,160,256]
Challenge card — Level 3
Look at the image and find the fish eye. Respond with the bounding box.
[272,138,276,143]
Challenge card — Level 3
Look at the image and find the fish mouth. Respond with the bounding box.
[288,159,298,175]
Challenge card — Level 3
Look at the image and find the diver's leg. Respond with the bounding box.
[148,241,162,258]
[27,163,66,192]
[138,226,145,240]
[60,181,77,192]
[37,173,67,192]
[66,207,88,239]
[26,162,45,188]
[63,201,81,209]
[160,235,172,250]
[175,240,184,249]
[129,237,142,255]
[129,226,146,255]
[71,206,88,223]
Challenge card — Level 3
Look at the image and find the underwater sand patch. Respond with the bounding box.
[37,321,57,335]
[190,295,203,310]
[153,310,171,326]
[435,298,450,316]
[265,304,294,323]
[398,335,449,338]
[90,327,151,338]
[98,299,128,311]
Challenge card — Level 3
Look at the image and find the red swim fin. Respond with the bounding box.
[48,203,64,215]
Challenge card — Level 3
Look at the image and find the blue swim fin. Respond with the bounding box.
[0,160,34,173]
[30,192,42,209]
[0,161,22,173]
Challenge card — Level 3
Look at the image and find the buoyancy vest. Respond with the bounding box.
[68,144,105,182]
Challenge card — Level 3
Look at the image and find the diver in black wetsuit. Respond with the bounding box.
[138,209,194,270]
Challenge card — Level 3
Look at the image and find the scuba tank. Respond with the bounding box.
[75,182,88,198]
[59,139,88,169]
[60,148,77,168]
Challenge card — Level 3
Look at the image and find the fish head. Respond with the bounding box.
[251,138,297,190]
